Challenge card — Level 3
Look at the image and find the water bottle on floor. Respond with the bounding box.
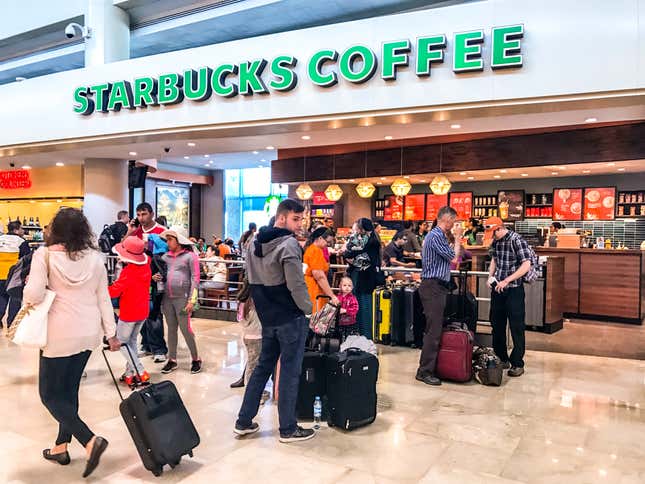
[313,396,322,430]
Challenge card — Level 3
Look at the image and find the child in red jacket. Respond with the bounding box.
[337,276,359,342]
[109,237,152,386]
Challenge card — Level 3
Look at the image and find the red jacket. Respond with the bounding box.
[109,261,152,322]
[338,292,359,326]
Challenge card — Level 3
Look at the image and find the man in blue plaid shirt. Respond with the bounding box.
[484,217,532,377]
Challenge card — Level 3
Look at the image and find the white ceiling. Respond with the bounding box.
[3,103,644,174]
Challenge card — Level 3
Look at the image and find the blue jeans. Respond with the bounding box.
[116,320,145,375]
[237,316,308,436]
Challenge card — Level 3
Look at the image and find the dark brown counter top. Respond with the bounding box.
[466,246,643,255]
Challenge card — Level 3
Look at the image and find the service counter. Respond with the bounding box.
[468,247,645,324]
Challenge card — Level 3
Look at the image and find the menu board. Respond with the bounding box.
[449,192,473,220]
[312,192,333,205]
[425,193,449,221]
[584,187,616,220]
[383,195,403,221]
[497,190,524,221]
[553,188,583,221]
[404,194,425,220]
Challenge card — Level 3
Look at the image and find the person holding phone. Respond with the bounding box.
[484,217,532,378]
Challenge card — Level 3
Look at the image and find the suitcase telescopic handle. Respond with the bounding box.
[101,342,141,402]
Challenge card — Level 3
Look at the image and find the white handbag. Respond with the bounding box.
[8,249,55,348]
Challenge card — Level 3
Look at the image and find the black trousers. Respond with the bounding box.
[141,292,168,355]
[490,285,526,368]
[39,350,94,446]
[418,279,449,375]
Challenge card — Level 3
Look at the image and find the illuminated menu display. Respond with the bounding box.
[404,194,425,220]
[553,188,582,221]
[383,195,403,221]
[449,192,473,220]
[425,194,448,221]
[584,187,616,220]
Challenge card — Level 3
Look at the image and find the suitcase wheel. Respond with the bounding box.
[152,467,163,477]
[169,459,181,469]
[188,451,194,458]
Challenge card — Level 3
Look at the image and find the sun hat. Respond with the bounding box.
[160,226,193,246]
[112,236,149,265]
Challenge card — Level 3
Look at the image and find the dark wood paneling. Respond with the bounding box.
[535,249,580,314]
[579,253,641,319]
[273,123,645,183]
[545,256,565,324]
[272,157,303,184]
[306,155,333,181]
[335,152,365,179]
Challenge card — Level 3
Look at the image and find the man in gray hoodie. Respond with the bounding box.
[234,199,315,443]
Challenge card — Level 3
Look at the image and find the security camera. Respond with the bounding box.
[164,147,171,153]
[9,162,15,168]
[65,22,91,40]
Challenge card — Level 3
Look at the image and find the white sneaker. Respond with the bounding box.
[153,354,167,363]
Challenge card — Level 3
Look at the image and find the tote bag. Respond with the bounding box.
[7,249,55,348]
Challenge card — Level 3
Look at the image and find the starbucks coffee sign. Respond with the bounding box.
[73,25,523,116]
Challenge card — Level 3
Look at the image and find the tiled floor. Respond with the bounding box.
[1,319,644,483]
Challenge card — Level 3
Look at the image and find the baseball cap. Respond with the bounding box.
[484,217,504,237]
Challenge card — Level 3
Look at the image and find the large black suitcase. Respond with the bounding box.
[390,286,415,346]
[325,348,379,430]
[444,271,478,334]
[296,351,328,420]
[102,348,200,477]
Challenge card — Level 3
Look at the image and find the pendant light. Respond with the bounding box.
[355,150,375,198]
[295,155,313,200]
[324,154,343,202]
[430,145,451,195]
[390,146,411,197]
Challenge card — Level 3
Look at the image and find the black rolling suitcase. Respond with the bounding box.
[325,348,379,430]
[296,351,328,420]
[102,347,200,477]
[391,285,415,346]
[444,270,478,334]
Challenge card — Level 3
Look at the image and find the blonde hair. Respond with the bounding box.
[340,276,353,288]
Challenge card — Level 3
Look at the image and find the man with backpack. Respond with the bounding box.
[0,221,31,328]
[484,217,533,378]
[99,210,130,254]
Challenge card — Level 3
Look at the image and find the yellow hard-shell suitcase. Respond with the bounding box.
[373,287,392,345]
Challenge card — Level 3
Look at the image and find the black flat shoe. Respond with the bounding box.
[43,449,71,465]
[82,436,109,478]
[230,375,245,388]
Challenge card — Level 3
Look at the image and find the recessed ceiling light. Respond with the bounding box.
[493,175,501,179]
[585,117,597,123]
[467,176,475,180]
[22,165,31,170]
[459,172,467,175]
[257,165,264,168]
[129,151,137,156]
[384,135,393,140]
[349,179,355,182]
[55,162,64,167]
[500,169,507,173]
[380,177,386,180]
[403,176,410,179]
[582,170,591,173]
[617,168,626,171]
[208,160,213,164]
[606,162,615,166]
[551,172,559,175]
[266,146,275,150]
[253,151,259,155]
[184,156,189,160]
[204,163,210,167]
[301,135,311,140]
[450,124,461,129]
[420,179,427,183]
[56,199,62,203]
[521,173,528,177]
[203,154,209,158]
[377,182,382,185]
[260,159,266,162]
[187,142,196,147]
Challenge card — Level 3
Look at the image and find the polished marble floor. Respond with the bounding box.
[1,319,644,483]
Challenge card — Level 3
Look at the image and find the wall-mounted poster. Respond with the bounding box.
[584,187,616,220]
[497,190,524,222]
[553,188,583,221]
[383,195,403,221]
[404,194,425,220]
[425,193,448,221]
[449,192,473,220]
[156,185,190,231]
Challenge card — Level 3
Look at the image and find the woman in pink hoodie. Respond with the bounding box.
[23,208,120,478]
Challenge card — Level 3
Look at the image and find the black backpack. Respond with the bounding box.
[98,224,119,253]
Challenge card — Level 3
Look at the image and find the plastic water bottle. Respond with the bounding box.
[313,396,322,430]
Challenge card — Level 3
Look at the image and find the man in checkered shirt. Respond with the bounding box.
[484,217,532,377]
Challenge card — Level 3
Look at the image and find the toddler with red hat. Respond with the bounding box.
[109,236,152,387]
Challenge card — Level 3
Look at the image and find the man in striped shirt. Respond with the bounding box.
[416,206,463,386]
